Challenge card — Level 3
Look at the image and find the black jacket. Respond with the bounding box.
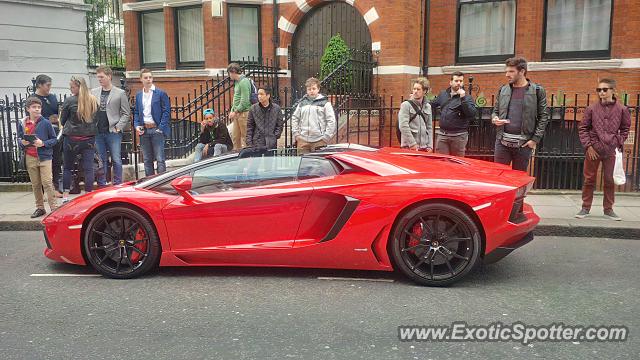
[60,96,98,137]
[246,101,284,149]
[430,88,477,132]
[199,121,233,150]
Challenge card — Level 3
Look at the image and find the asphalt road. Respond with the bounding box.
[0,232,638,360]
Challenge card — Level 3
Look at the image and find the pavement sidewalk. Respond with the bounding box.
[0,188,638,238]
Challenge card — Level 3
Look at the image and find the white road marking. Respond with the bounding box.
[30,274,101,277]
[317,277,394,283]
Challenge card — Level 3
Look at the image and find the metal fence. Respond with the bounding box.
[271,90,639,192]
[3,78,638,191]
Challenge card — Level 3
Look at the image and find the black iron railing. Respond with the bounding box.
[275,88,640,192]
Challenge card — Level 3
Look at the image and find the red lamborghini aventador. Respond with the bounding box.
[42,144,539,286]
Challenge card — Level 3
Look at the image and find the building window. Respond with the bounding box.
[140,10,166,67]
[176,6,204,67]
[543,0,612,60]
[456,0,516,64]
[228,5,261,62]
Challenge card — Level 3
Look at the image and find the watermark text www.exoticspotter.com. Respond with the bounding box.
[398,322,628,345]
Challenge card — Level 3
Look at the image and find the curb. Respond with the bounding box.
[2,221,639,240]
[0,221,43,232]
[535,225,640,239]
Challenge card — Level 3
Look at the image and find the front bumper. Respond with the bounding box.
[483,231,534,264]
[42,223,86,265]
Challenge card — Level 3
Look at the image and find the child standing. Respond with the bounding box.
[17,96,59,218]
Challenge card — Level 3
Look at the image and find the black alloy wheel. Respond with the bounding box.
[84,206,160,279]
[390,203,482,286]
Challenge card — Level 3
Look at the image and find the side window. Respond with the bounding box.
[298,157,339,180]
[191,156,303,194]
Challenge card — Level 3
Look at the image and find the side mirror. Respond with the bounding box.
[171,175,194,202]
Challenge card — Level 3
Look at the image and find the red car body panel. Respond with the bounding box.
[42,147,539,272]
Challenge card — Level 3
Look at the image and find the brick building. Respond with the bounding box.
[121,0,640,102]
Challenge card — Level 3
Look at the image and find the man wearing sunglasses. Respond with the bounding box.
[576,79,631,221]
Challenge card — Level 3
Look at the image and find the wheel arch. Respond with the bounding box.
[386,198,487,259]
[80,202,163,264]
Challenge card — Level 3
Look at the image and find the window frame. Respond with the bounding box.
[542,0,614,61]
[138,9,167,69]
[174,5,205,69]
[226,4,263,63]
[455,0,517,65]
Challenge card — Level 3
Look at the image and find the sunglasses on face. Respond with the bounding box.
[596,88,612,93]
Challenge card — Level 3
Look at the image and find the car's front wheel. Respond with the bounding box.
[84,206,160,279]
[390,203,482,286]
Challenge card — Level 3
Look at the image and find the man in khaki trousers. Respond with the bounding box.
[17,97,59,218]
[227,63,252,150]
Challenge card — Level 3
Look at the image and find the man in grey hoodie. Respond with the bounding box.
[398,77,433,151]
[291,77,336,154]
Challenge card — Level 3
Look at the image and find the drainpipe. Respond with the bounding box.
[273,0,280,69]
[272,0,280,99]
[422,0,430,77]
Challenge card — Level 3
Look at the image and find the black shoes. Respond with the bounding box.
[31,208,46,218]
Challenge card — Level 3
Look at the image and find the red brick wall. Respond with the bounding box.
[203,1,229,68]
[164,7,177,70]
[123,0,139,71]
[611,0,640,58]
[122,0,639,103]
[428,0,456,66]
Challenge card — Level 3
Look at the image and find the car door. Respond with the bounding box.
[162,155,312,253]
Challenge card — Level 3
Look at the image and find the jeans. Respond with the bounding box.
[494,138,533,171]
[95,132,123,185]
[581,155,616,211]
[140,128,166,176]
[211,143,228,157]
[193,143,206,163]
[63,136,96,192]
[436,132,468,157]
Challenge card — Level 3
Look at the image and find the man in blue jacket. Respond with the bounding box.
[134,69,171,176]
[431,71,477,157]
[17,97,59,217]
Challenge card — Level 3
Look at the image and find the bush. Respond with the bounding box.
[320,34,352,94]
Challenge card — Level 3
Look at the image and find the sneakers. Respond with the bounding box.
[604,210,622,221]
[31,208,46,218]
[574,209,590,219]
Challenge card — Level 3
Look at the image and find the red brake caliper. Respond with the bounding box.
[407,222,423,254]
[129,228,147,263]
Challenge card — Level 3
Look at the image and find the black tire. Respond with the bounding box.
[84,206,160,279]
[390,203,482,286]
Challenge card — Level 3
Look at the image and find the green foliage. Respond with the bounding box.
[320,34,352,94]
[85,0,126,69]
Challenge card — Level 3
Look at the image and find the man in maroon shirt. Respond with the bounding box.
[576,79,631,221]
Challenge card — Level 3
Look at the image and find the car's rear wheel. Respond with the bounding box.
[84,206,160,279]
[390,203,481,286]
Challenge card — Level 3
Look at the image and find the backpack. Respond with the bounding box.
[248,78,258,105]
[396,99,428,143]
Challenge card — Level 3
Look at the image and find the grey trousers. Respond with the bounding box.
[436,132,468,157]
